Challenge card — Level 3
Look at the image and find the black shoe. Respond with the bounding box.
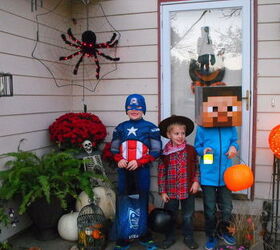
[183,237,199,249]
[157,239,175,249]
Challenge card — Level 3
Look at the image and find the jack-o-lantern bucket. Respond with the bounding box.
[224,164,254,192]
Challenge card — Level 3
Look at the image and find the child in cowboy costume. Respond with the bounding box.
[111,94,162,250]
[158,115,200,249]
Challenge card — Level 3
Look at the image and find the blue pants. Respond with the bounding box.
[117,166,150,195]
[164,195,195,240]
[201,185,233,237]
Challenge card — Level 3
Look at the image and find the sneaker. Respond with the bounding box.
[114,245,130,250]
[218,233,236,245]
[183,237,199,249]
[139,240,158,250]
[204,236,218,250]
[157,239,175,249]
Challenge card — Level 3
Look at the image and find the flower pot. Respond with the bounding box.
[27,197,65,241]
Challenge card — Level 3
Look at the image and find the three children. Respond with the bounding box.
[112,88,240,250]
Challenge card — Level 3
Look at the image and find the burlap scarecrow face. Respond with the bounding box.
[195,86,242,127]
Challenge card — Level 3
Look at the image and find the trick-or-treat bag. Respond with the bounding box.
[116,193,147,240]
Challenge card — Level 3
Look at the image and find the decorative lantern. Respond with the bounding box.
[224,164,254,192]
[0,73,13,97]
[77,203,107,250]
[269,124,280,159]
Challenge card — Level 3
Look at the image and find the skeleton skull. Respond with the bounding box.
[82,140,93,154]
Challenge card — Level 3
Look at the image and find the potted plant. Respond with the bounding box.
[0,149,105,240]
[49,112,107,150]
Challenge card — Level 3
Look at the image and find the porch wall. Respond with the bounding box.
[255,0,280,202]
[70,0,159,141]
[0,0,73,240]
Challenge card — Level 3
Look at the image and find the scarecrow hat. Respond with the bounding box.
[159,115,194,138]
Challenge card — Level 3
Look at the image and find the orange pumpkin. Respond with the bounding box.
[92,229,103,239]
[269,124,280,159]
[224,164,254,191]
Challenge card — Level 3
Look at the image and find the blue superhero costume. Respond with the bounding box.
[111,118,161,194]
[111,94,161,249]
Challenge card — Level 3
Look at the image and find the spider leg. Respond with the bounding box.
[61,34,81,49]
[108,33,117,43]
[97,51,120,61]
[59,51,81,61]
[73,53,85,75]
[67,28,82,45]
[96,33,119,48]
[92,53,100,79]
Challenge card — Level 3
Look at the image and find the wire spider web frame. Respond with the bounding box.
[31,0,121,93]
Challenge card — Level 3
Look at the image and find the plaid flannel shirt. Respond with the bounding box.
[158,143,199,199]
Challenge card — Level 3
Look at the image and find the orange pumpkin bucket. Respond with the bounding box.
[224,164,254,191]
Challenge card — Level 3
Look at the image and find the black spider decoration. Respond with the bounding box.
[59,28,120,79]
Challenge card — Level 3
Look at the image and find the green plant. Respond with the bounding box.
[0,150,106,215]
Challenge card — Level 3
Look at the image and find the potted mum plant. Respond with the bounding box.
[0,149,105,240]
[49,112,107,150]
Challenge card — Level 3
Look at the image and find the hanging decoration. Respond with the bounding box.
[31,0,121,93]
[59,28,119,79]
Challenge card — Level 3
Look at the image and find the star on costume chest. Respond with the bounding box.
[127,126,138,136]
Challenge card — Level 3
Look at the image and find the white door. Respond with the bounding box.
[160,0,253,196]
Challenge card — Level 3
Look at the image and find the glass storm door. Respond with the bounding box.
[160,0,253,195]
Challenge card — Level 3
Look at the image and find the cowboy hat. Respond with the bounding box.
[159,115,194,138]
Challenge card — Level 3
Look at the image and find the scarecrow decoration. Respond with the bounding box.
[190,26,226,93]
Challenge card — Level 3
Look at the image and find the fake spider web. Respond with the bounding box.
[31,0,120,92]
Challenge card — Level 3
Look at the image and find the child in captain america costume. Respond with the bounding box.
[111,94,162,250]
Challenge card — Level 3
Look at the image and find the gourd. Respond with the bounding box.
[92,186,116,220]
[224,164,254,192]
[57,211,79,241]
[76,191,91,212]
[75,187,116,220]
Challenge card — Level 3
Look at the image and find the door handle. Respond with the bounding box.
[242,90,250,111]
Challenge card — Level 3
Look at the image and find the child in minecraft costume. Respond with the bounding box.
[194,86,242,250]
[111,94,162,250]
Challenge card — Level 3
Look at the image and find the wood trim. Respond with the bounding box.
[250,0,258,201]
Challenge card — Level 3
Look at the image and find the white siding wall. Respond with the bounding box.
[70,0,159,141]
[0,0,73,240]
[255,0,280,202]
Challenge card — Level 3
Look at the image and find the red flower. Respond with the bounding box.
[49,112,107,149]
[102,142,114,162]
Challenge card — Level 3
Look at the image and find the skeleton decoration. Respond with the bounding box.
[83,154,108,187]
[82,140,93,155]
[82,140,108,187]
